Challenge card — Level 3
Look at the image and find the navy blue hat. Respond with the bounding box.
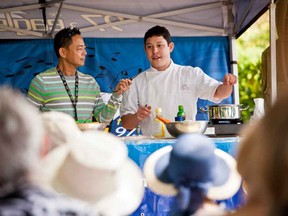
[144,134,241,200]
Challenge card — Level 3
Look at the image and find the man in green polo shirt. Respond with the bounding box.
[27,27,131,124]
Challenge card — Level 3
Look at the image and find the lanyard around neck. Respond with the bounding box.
[56,66,79,121]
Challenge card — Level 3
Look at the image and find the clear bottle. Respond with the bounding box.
[176,105,186,121]
[153,107,165,138]
[250,98,265,125]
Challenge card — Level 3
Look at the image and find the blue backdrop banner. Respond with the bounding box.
[0,36,232,135]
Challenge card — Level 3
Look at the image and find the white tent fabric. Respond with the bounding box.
[0,0,270,39]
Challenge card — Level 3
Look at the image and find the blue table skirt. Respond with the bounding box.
[124,136,246,215]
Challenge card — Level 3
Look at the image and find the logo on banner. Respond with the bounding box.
[101,93,137,137]
[0,11,125,36]
[109,116,138,137]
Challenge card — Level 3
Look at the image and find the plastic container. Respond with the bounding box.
[176,105,186,121]
[250,98,265,124]
[153,107,165,138]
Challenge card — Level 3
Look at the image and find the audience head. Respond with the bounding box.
[0,87,44,187]
[41,130,144,215]
[237,94,288,215]
[144,133,241,215]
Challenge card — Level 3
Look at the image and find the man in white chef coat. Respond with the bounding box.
[120,25,237,137]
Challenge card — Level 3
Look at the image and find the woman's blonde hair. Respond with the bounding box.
[0,87,44,186]
[237,94,288,215]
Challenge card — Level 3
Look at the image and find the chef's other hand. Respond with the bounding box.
[113,78,132,95]
[223,74,237,86]
[136,105,151,122]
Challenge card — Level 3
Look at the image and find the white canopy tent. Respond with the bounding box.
[0,0,277,104]
[0,0,271,38]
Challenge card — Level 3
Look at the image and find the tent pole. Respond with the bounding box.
[49,1,64,38]
[270,0,277,105]
[229,36,240,104]
[227,0,239,104]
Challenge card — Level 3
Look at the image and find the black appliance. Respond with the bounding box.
[204,119,245,136]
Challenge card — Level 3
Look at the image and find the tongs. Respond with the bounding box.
[112,73,139,93]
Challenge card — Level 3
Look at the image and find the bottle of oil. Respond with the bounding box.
[176,105,186,121]
[153,107,165,138]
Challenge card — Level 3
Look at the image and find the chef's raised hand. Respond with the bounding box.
[214,74,237,99]
[113,78,132,95]
[223,73,237,86]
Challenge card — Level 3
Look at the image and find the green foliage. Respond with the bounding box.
[236,12,269,122]
[238,60,263,122]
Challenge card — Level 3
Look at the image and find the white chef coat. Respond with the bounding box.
[120,61,222,137]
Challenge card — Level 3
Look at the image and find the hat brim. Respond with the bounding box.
[95,158,144,215]
[144,146,241,200]
[143,146,177,196]
[207,149,242,200]
[41,142,144,215]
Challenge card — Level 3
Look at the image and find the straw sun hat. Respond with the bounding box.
[41,111,82,150]
[143,134,241,200]
[41,130,144,215]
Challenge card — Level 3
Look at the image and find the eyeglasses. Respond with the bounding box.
[59,28,78,48]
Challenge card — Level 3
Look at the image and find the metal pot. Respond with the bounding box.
[200,104,248,120]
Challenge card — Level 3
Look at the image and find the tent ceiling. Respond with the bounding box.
[0,0,269,39]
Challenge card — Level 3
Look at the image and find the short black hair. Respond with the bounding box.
[144,25,172,45]
[54,27,81,58]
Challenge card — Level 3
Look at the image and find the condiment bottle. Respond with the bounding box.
[153,107,165,138]
[176,105,186,121]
